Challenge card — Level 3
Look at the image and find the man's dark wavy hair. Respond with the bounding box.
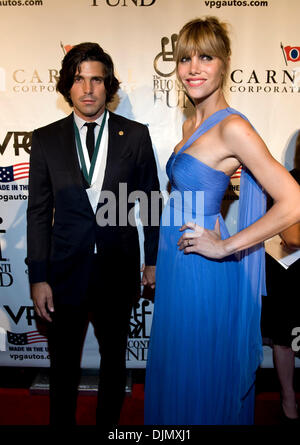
[56,42,120,106]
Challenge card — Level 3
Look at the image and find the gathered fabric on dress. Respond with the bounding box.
[144,108,266,425]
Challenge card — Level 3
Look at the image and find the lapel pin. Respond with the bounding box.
[118,130,124,136]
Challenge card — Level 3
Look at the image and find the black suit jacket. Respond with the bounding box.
[27,112,160,304]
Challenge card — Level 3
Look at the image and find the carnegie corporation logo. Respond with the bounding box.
[10,43,71,93]
[230,41,300,94]
[153,36,300,106]
[281,42,300,65]
[11,68,59,93]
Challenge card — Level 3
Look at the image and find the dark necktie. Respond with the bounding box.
[84,122,97,160]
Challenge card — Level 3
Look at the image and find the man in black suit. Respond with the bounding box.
[27,42,160,426]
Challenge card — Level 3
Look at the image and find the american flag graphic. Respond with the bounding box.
[7,330,47,346]
[231,166,242,180]
[0,163,29,183]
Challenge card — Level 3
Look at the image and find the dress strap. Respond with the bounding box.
[177,107,233,156]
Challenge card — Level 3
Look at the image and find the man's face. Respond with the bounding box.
[70,60,107,121]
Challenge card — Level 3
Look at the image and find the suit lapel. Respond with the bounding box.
[102,112,126,192]
[58,113,84,186]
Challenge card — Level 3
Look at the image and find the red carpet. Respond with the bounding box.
[0,384,299,425]
[0,367,299,426]
[0,384,144,426]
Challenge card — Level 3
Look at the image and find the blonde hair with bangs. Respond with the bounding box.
[175,16,231,88]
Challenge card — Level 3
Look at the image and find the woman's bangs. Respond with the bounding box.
[176,28,218,62]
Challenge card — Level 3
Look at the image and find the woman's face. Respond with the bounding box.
[177,52,225,102]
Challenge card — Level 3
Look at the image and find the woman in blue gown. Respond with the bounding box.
[144,17,300,425]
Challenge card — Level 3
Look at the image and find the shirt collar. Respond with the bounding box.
[73,110,106,131]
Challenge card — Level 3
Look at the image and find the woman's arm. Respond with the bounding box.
[280,223,300,250]
[178,116,300,259]
[222,117,300,255]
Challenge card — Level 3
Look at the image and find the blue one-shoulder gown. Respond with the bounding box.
[144,108,266,425]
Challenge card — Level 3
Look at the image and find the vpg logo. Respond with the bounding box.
[153,33,190,109]
[0,131,32,157]
[0,217,13,287]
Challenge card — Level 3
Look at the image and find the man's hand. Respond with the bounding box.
[141,265,156,289]
[31,282,54,322]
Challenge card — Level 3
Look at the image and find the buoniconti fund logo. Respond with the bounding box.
[127,299,152,362]
[90,0,156,6]
[153,33,191,109]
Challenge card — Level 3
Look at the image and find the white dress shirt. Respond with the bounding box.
[73,110,109,213]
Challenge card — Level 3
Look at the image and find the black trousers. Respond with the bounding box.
[47,254,135,426]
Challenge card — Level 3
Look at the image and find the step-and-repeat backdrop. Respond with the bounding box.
[0,0,299,368]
